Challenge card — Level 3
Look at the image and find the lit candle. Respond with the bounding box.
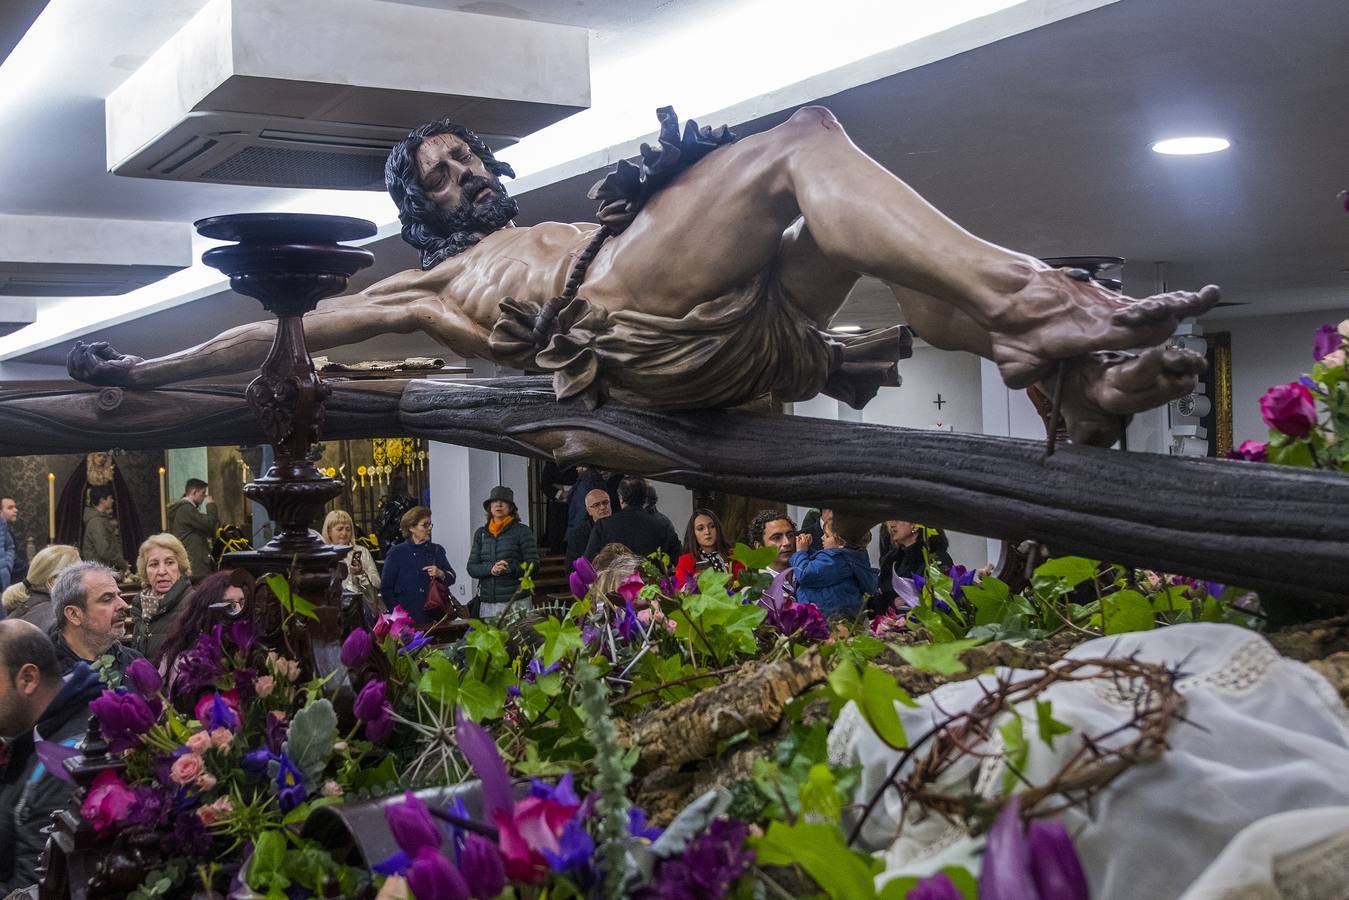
[47,472,55,541]
[158,466,167,530]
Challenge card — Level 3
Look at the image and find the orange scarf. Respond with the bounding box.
[487,515,514,537]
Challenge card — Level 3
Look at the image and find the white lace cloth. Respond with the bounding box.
[828,623,1349,898]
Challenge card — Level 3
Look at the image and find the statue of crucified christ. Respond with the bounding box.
[69,106,1218,445]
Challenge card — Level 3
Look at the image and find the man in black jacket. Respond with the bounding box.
[0,619,104,894]
[584,477,681,564]
[48,561,142,675]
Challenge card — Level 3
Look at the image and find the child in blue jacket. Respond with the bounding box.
[789,518,879,616]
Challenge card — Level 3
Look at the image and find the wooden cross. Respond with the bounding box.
[933,393,947,410]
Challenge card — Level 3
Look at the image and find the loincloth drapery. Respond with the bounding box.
[488,267,910,410]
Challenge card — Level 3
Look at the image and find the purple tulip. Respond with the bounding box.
[460,833,506,899]
[340,629,373,668]
[1259,382,1317,438]
[89,689,159,753]
[386,792,443,856]
[353,679,387,722]
[124,658,163,697]
[367,709,395,743]
[230,620,258,655]
[979,797,1035,900]
[454,712,512,821]
[573,556,597,589]
[408,846,469,900]
[568,571,588,599]
[1314,323,1342,361]
[909,872,964,900]
[1026,820,1090,900]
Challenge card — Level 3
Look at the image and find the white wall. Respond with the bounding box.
[1209,308,1349,445]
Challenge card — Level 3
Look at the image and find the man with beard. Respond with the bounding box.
[0,619,103,894]
[48,561,142,675]
[69,108,1219,446]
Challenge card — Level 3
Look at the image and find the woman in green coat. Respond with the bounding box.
[466,486,539,619]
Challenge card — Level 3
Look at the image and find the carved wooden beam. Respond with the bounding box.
[1,376,1345,603]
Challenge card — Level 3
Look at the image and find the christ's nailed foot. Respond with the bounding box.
[1050,345,1207,446]
[989,267,1220,389]
[68,340,144,387]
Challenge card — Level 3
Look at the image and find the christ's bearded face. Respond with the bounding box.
[414,133,517,238]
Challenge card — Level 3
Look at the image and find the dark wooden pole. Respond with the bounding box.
[0,375,1344,603]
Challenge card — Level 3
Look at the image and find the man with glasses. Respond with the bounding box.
[566,489,612,567]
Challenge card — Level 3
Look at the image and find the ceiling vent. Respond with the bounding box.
[0,215,193,296]
[106,0,591,190]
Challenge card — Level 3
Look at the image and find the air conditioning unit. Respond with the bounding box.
[106,0,591,190]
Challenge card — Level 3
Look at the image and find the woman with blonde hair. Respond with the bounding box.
[322,509,382,614]
[2,543,80,630]
[131,532,193,659]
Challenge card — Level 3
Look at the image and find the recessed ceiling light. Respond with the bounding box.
[830,324,864,333]
[1151,137,1231,155]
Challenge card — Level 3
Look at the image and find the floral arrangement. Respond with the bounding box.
[1229,318,1349,470]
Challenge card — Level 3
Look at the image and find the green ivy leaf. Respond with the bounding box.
[535,617,584,667]
[895,638,981,675]
[859,665,914,750]
[1102,589,1154,635]
[1032,556,1099,587]
[419,654,460,705]
[1034,699,1072,750]
[466,624,508,666]
[458,671,508,721]
[754,820,879,899]
[696,567,733,597]
[732,541,780,571]
[798,763,843,824]
[247,830,288,888]
[999,714,1028,795]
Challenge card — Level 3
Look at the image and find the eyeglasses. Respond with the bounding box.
[587,501,611,510]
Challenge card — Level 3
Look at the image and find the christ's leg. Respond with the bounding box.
[760,106,1218,385]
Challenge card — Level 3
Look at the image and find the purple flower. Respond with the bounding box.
[1260,382,1317,438]
[230,620,258,655]
[910,872,963,900]
[1314,323,1342,361]
[581,624,600,647]
[460,833,506,899]
[89,689,159,753]
[125,658,163,697]
[1026,819,1090,900]
[399,630,432,655]
[949,565,976,602]
[196,691,241,732]
[568,571,589,599]
[340,629,372,668]
[1226,439,1268,462]
[264,713,289,754]
[573,556,597,590]
[367,709,395,743]
[627,807,663,842]
[241,748,274,775]
[124,786,168,830]
[760,568,792,612]
[529,771,579,806]
[541,818,595,879]
[408,846,469,900]
[166,808,213,856]
[979,797,1088,900]
[274,753,306,813]
[1204,581,1226,599]
[455,713,512,822]
[172,631,225,697]
[617,573,646,604]
[640,818,753,900]
[767,600,828,642]
[34,739,81,785]
[386,792,443,856]
[526,658,560,682]
[617,600,641,641]
[353,679,387,722]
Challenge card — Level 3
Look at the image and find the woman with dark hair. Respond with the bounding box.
[157,569,252,684]
[380,505,455,624]
[467,486,538,619]
[873,521,954,612]
[674,509,745,590]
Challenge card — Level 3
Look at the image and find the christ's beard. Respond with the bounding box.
[435,175,519,238]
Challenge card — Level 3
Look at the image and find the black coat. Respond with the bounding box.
[49,628,144,676]
[0,663,103,893]
[584,506,681,564]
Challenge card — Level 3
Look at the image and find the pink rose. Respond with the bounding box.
[185,731,211,755]
[1226,439,1268,462]
[209,728,233,751]
[197,795,233,826]
[170,752,205,785]
[1323,349,1346,368]
[255,675,275,698]
[82,769,134,834]
[1259,382,1317,438]
[196,772,217,790]
[321,780,343,797]
[272,657,301,682]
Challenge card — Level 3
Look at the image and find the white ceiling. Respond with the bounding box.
[0,0,1346,374]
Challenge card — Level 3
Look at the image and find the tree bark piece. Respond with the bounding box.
[624,648,827,775]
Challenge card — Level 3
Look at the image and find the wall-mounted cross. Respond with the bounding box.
[933,393,947,410]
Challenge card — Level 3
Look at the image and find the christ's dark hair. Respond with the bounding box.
[385,119,517,270]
